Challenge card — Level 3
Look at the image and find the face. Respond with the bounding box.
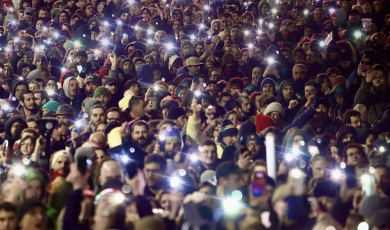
[18,206,46,230]
[95,95,109,107]
[21,93,37,110]
[59,13,67,23]
[187,65,200,75]
[68,79,78,97]
[132,100,145,117]
[99,161,123,186]
[228,113,238,127]
[342,132,355,143]
[292,135,304,149]
[21,138,34,155]
[222,135,236,146]
[221,173,244,192]
[164,139,181,156]
[349,115,362,129]
[262,84,273,94]
[312,160,328,179]
[24,179,42,201]
[56,115,70,125]
[293,66,306,80]
[176,115,188,128]
[131,125,148,146]
[0,210,17,230]
[335,95,344,105]
[21,67,30,77]
[247,140,260,155]
[304,86,315,99]
[306,50,318,64]
[330,146,340,163]
[346,147,362,165]
[144,162,164,188]
[241,98,251,113]
[106,111,121,123]
[282,86,294,101]
[90,108,106,126]
[372,70,387,88]
[52,156,70,175]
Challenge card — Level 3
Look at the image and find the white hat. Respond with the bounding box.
[264,102,285,118]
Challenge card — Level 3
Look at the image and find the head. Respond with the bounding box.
[343,110,362,129]
[128,96,145,118]
[343,144,365,166]
[51,151,72,175]
[98,160,124,186]
[19,90,37,111]
[198,140,217,166]
[143,154,167,189]
[131,121,149,146]
[292,64,307,80]
[0,203,17,230]
[90,106,106,126]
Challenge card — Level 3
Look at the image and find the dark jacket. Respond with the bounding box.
[4,115,27,147]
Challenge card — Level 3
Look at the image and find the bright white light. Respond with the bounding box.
[134,25,139,31]
[358,222,369,230]
[147,39,153,44]
[117,20,122,25]
[257,29,262,34]
[61,67,67,72]
[113,193,125,203]
[74,41,81,47]
[179,169,186,176]
[190,154,198,162]
[9,7,13,12]
[22,158,30,165]
[354,31,362,38]
[340,162,346,169]
[34,47,41,52]
[103,21,109,27]
[194,90,201,97]
[329,8,335,14]
[259,19,264,25]
[244,30,249,35]
[268,23,274,29]
[267,57,275,64]
[309,146,319,155]
[14,37,20,43]
[304,9,309,15]
[248,43,254,49]
[291,169,302,178]
[153,85,159,91]
[203,5,209,10]
[123,34,128,38]
[300,140,305,146]
[271,8,277,14]
[331,169,342,180]
[18,76,23,80]
[159,135,165,141]
[54,32,59,38]
[320,41,325,47]
[120,155,131,164]
[5,47,10,52]
[14,165,26,177]
[369,166,375,174]
[94,50,100,55]
[232,190,243,200]
[190,34,196,40]
[361,174,370,184]
[2,104,10,111]
[75,120,83,127]
[244,2,248,5]
[199,24,205,29]
[43,26,48,31]
[147,29,153,35]
[379,146,386,153]
[223,197,242,214]
[325,227,336,230]
[285,153,294,162]
[166,43,174,50]
[170,177,182,187]
[101,38,109,46]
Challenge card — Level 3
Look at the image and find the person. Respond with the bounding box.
[143,154,168,197]
[18,90,40,119]
[0,203,17,230]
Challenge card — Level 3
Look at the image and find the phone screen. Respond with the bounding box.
[252,171,266,196]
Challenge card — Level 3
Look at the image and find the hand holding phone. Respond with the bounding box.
[252,171,266,196]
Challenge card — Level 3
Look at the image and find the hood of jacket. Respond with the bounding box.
[63,77,77,98]
[4,115,27,142]
[336,125,357,143]
[221,53,237,69]
[11,80,28,98]
[136,64,154,84]
[84,98,102,121]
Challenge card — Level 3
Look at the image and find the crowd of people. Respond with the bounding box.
[0,0,390,228]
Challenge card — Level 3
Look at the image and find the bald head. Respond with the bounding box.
[292,64,307,80]
[89,132,107,148]
[99,160,124,186]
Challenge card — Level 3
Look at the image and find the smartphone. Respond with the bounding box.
[77,156,88,174]
[289,169,304,196]
[193,75,200,85]
[252,171,266,196]
[344,165,357,188]
[361,174,375,196]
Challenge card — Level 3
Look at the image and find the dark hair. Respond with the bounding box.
[0,202,17,213]
[144,154,167,172]
[343,110,361,125]
[107,107,122,118]
[342,143,367,163]
[19,89,34,102]
[36,90,49,103]
[128,96,144,112]
[229,77,245,90]
[131,120,149,133]
[201,140,217,149]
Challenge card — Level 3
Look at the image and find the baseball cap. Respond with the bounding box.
[84,75,100,84]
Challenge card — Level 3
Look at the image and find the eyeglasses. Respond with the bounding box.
[21,142,34,147]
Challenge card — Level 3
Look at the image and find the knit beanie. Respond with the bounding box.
[162,126,181,142]
[255,114,274,134]
[98,68,110,78]
[75,50,88,58]
[42,101,60,112]
[167,107,186,120]
[181,40,193,51]
[219,119,238,139]
[264,102,285,118]
[260,78,276,90]
[93,86,111,101]
[74,147,96,160]
[51,150,74,169]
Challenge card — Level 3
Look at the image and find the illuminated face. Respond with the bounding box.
[59,13,67,23]
[282,86,294,101]
[15,84,27,100]
[198,145,217,165]
[95,95,110,107]
[311,160,328,179]
[346,147,362,165]
[52,156,71,175]
[131,125,149,146]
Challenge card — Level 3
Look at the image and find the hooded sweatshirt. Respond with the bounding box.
[58,77,86,115]
[136,64,154,90]
[220,53,240,81]
[10,80,28,107]
[4,115,27,147]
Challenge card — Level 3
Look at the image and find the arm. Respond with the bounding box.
[354,80,372,105]
[186,99,202,145]
[282,106,317,134]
